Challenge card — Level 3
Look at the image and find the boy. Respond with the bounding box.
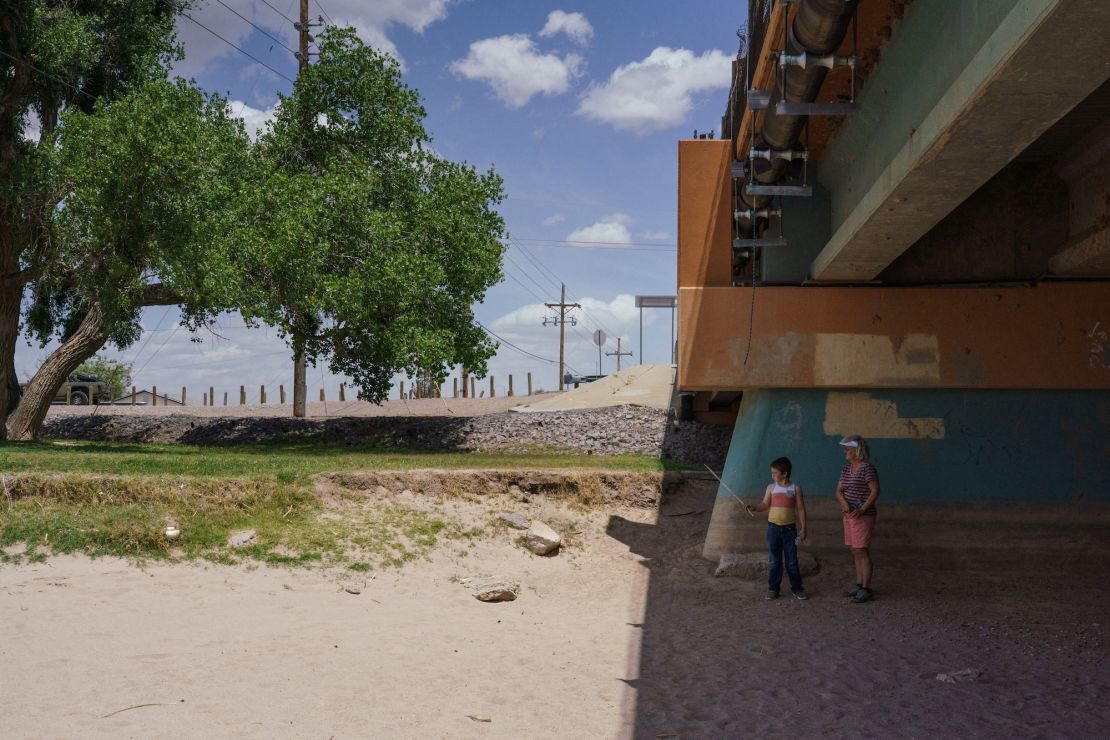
[745,457,808,600]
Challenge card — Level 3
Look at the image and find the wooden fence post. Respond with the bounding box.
[209,386,214,406]
[453,378,458,398]
[260,385,266,404]
[339,383,346,402]
[470,376,475,398]
[152,385,157,407]
[527,372,533,395]
[131,385,136,405]
[181,386,186,405]
[461,368,468,398]
[489,376,495,398]
[508,375,514,396]
[399,380,404,399]
[319,388,326,402]
[280,384,286,404]
[223,391,228,405]
[203,392,208,406]
[66,386,72,404]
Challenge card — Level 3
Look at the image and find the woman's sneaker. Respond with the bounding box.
[851,587,873,603]
[842,585,862,598]
[765,590,778,600]
[792,591,808,601]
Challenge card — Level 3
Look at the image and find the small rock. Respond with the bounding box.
[508,484,523,497]
[522,521,562,556]
[499,513,530,530]
[936,668,980,684]
[228,529,257,548]
[462,576,519,602]
[344,586,361,595]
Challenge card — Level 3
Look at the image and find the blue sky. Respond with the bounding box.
[17,0,742,401]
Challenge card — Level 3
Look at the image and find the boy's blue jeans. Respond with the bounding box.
[767,522,803,594]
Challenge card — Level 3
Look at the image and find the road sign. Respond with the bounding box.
[592,329,606,346]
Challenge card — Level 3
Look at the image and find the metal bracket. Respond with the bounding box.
[779,52,855,71]
[749,147,808,162]
[745,183,813,197]
[734,237,788,248]
[731,160,749,179]
[746,88,772,110]
[734,208,782,222]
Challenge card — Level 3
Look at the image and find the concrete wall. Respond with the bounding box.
[677,283,1110,391]
[677,140,733,289]
[702,387,1110,557]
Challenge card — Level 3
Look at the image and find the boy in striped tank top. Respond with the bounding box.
[744,457,808,600]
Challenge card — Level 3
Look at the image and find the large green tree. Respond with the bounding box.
[0,0,189,437]
[8,77,249,439]
[236,28,506,407]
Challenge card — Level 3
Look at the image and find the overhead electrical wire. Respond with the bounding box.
[213,0,298,55]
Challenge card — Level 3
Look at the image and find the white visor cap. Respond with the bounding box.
[839,439,860,448]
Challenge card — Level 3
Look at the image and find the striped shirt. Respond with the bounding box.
[768,482,798,525]
[839,462,878,515]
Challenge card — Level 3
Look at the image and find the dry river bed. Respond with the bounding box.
[1,476,1107,738]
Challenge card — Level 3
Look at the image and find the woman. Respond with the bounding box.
[835,435,880,603]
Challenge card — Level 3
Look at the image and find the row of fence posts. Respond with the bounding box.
[397,372,533,400]
[127,372,538,407]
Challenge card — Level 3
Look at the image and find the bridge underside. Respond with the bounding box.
[679,0,1110,554]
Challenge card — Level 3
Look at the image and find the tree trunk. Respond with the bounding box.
[6,304,109,441]
[0,278,22,438]
[292,332,306,418]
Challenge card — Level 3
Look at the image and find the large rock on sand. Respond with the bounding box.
[463,576,519,602]
[715,551,819,579]
[522,521,562,556]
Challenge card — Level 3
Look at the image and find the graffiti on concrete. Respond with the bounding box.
[1086,322,1109,369]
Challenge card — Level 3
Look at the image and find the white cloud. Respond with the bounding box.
[539,11,593,46]
[450,34,583,108]
[542,214,565,226]
[577,47,732,133]
[640,230,671,241]
[566,213,634,244]
[229,100,278,140]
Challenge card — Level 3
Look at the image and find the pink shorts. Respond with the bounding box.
[843,514,876,548]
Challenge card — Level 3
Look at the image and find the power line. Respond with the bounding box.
[476,321,557,365]
[314,0,334,25]
[0,48,96,102]
[506,236,619,345]
[181,12,295,83]
[259,0,297,24]
[213,0,298,55]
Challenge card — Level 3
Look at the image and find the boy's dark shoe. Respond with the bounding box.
[792,590,808,601]
[842,585,862,598]
[851,588,873,603]
[765,590,778,600]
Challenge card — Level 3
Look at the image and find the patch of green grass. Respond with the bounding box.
[0,440,667,478]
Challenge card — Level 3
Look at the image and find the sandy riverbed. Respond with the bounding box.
[1,480,1107,739]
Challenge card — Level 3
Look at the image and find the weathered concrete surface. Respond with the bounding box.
[811,0,1110,281]
[677,283,1110,391]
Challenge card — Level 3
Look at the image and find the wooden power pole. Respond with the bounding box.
[544,283,580,391]
[291,0,312,418]
[606,337,633,372]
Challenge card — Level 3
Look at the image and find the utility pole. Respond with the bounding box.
[606,337,633,372]
[291,0,317,417]
[543,283,580,391]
